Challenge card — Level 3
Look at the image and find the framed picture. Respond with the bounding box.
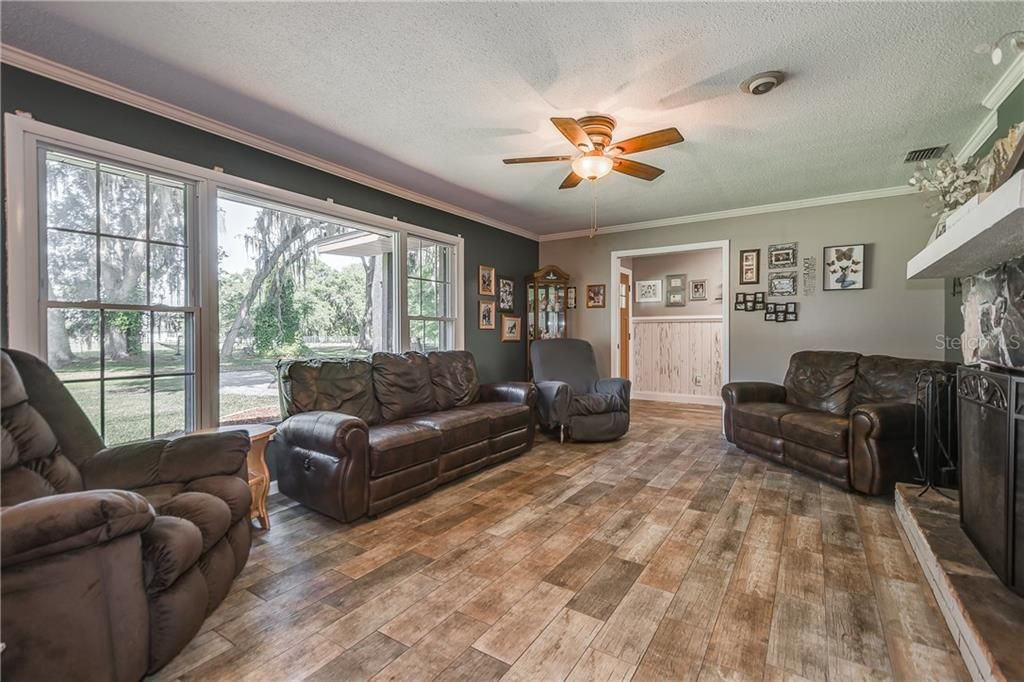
[786,302,797,313]
[775,314,787,323]
[734,301,745,311]
[823,244,865,291]
[739,249,760,285]
[478,265,495,296]
[785,312,798,322]
[754,292,765,303]
[768,271,798,297]
[735,293,745,305]
[690,279,707,301]
[765,312,777,322]
[766,303,776,313]
[566,286,577,309]
[500,314,521,342]
[478,300,496,329]
[768,242,798,269]
[664,274,687,307]
[586,284,606,308]
[636,280,663,303]
[498,277,514,312]
[745,300,755,312]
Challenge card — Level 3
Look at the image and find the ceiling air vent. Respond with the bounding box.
[903,145,947,163]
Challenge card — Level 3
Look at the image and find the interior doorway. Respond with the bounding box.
[610,240,729,405]
[618,267,632,379]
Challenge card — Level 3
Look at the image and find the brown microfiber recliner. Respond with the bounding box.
[1,349,252,680]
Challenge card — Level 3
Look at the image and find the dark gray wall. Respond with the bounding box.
[0,65,538,382]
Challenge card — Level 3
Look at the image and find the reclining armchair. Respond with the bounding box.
[531,338,630,442]
[1,349,252,680]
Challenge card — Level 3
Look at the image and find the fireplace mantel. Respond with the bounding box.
[907,170,1024,280]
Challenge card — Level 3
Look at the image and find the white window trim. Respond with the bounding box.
[5,113,465,430]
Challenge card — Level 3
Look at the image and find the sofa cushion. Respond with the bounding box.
[368,422,442,477]
[781,412,849,455]
[462,402,531,437]
[732,402,812,437]
[569,392,625,417]
[427,351,480,410]
[372,353,436,422]
[278,358,379,425]
[411,409,490,453]
[784,351,861,416]
[853,354,958,405]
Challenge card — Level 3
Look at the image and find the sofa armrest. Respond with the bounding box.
[275,411,370,522]
[1,490,154,567]
[849,401,921,495]
[721,381,786,443]
[850,402,918,441]
[480,381,537,408]
[595,377,631,408]
[81,432,250,491]
[534,380,573,429]
[721,381,786,405]
[277,411,368,460]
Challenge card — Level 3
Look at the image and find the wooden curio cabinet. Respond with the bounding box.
[526,265,570,373]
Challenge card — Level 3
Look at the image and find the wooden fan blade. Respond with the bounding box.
[608,128,684,156]
[613,158,664,181]
[502,155,572,164]
[559,171,584,189]
[551,117,594,151]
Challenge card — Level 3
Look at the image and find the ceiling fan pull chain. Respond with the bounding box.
[590,179,598,238]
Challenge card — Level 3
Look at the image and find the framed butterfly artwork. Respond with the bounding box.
[823,244,865,291]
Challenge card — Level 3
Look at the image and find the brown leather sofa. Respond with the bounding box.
[0,349,252,680]
[273,350,536,521]
[722,350,957,495]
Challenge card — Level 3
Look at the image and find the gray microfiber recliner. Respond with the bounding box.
[531,338,630,442]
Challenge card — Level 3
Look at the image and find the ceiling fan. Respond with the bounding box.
[503,115,684,189]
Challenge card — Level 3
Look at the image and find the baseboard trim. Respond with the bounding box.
[633,391,723,406]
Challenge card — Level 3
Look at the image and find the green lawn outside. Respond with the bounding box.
[61,341,372,444]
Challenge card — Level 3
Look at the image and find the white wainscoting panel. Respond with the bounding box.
[631,317,723,403]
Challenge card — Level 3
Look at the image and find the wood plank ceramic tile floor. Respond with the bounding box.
[152,401,970,682]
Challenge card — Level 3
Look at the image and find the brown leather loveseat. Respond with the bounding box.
[0,349,252,680]
[273,350,536,521]
[722,350,957,495]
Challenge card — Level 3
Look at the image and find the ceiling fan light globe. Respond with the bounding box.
[992,46,1003,65]
[571,154,613,180]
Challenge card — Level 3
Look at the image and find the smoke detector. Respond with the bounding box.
[740,71,785,95]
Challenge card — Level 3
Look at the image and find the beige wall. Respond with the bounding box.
[541,193,945,384]
[630,248,723,317]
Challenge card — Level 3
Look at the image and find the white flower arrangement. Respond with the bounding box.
[909,156,984,217]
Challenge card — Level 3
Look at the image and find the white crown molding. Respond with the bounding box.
[956,109,999,163]
[0,44,541,242]
[981,51,1024,111]
[955,52,1024,163]
[538,185,918,242]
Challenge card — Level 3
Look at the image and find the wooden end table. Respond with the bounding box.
[203,424,276,530]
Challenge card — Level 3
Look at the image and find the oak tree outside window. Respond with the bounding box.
[8,116,464,443]
[41,148,195,444]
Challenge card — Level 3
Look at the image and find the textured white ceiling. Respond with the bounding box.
[1,2,1019,235]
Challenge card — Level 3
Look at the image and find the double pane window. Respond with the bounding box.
[407,235,455,352]
[42,149,195,444]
